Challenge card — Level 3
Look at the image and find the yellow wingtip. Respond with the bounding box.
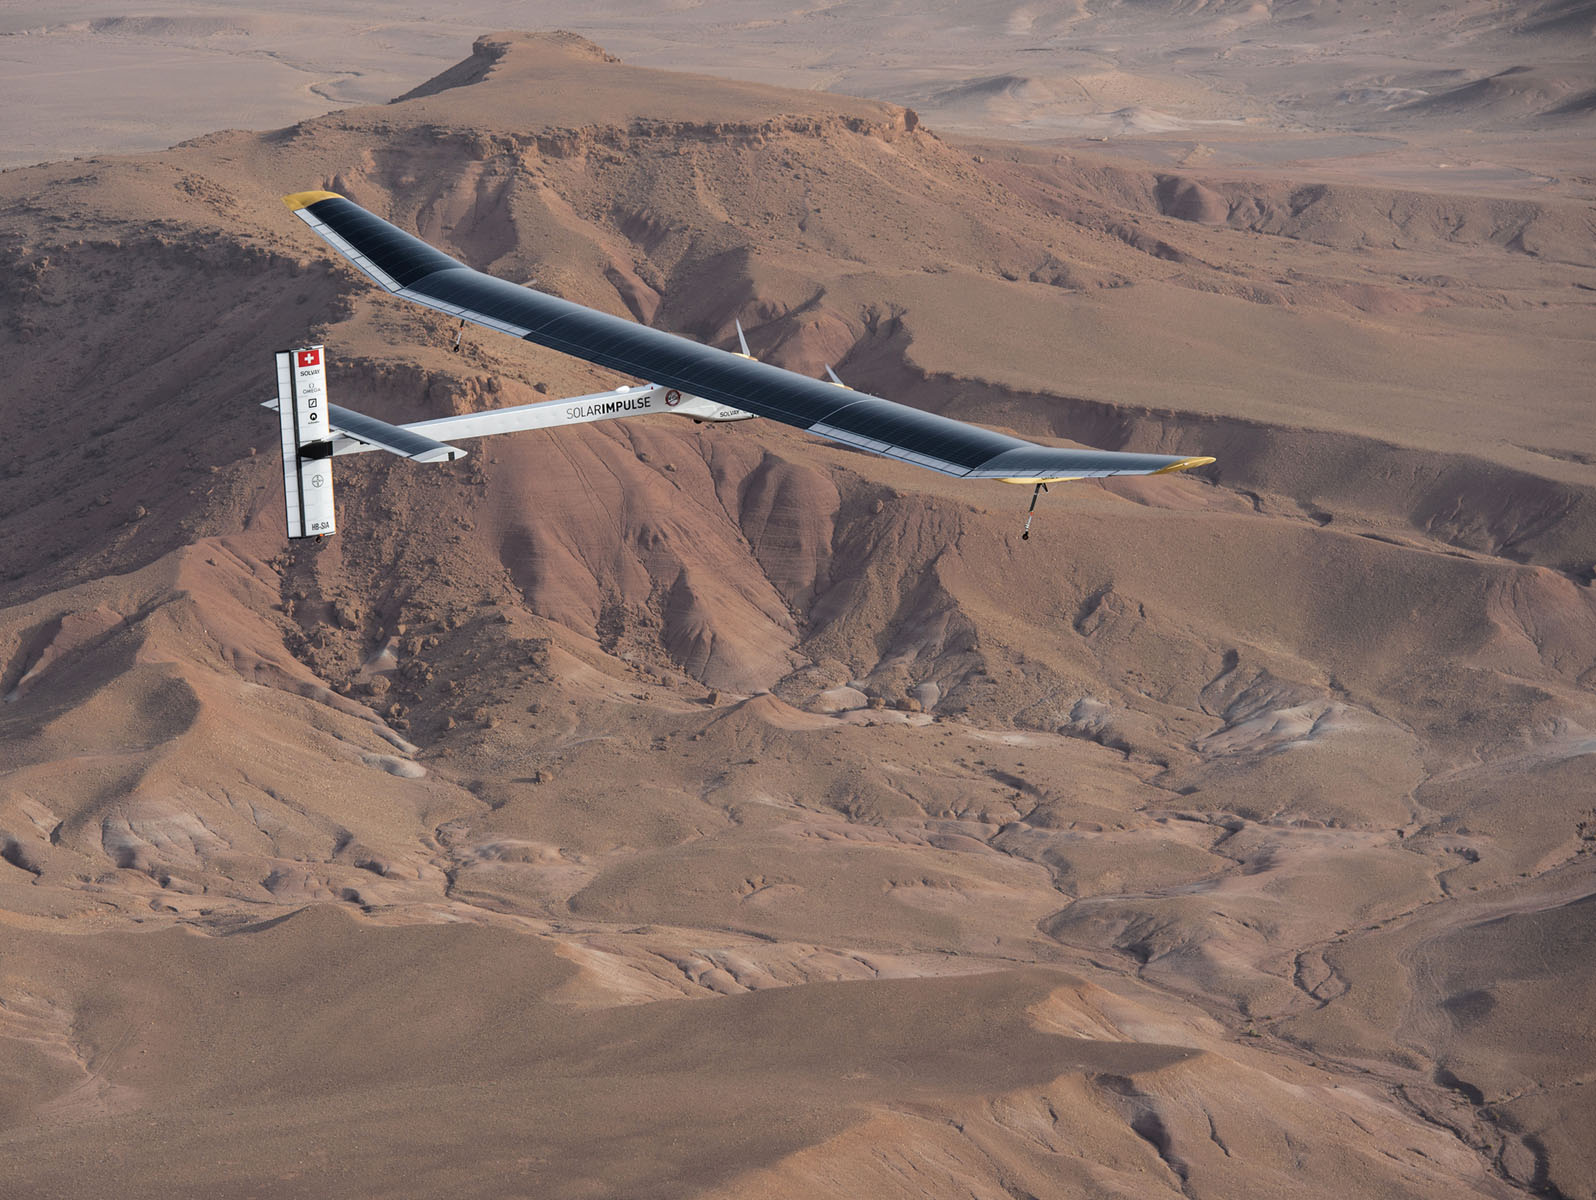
[1153,456,1216,475]
[282,189,343,211]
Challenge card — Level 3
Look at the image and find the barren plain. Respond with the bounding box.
[2,6,1594,1198]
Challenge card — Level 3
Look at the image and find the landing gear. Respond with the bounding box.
[451,319,465,353]
[1021,482,1047,541]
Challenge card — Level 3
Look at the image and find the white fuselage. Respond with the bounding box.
[329,384,753,457]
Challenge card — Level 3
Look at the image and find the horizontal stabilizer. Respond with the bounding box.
[325,404,466,462]
[263,399,466,462]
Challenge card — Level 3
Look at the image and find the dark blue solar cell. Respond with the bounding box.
[314,200,461,286]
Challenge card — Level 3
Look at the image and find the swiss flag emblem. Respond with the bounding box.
[297,349,321,368]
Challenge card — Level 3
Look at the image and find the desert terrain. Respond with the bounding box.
[2,8,1594,1199]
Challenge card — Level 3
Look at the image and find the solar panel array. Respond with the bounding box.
[293,194,1197,481]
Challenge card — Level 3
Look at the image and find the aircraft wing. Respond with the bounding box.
[283,190,1213,483]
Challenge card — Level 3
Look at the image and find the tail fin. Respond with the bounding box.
[274,346,336,539]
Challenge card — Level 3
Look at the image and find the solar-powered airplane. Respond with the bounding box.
[272,190,1213,542]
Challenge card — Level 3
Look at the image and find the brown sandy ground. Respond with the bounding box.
[6,0,1594,197]
[870,0,1596,203]
[1,28,1593,1200]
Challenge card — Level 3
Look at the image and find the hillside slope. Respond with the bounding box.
[1,31,1592,1200]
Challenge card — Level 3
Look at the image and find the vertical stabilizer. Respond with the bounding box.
[275,346,336,539]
